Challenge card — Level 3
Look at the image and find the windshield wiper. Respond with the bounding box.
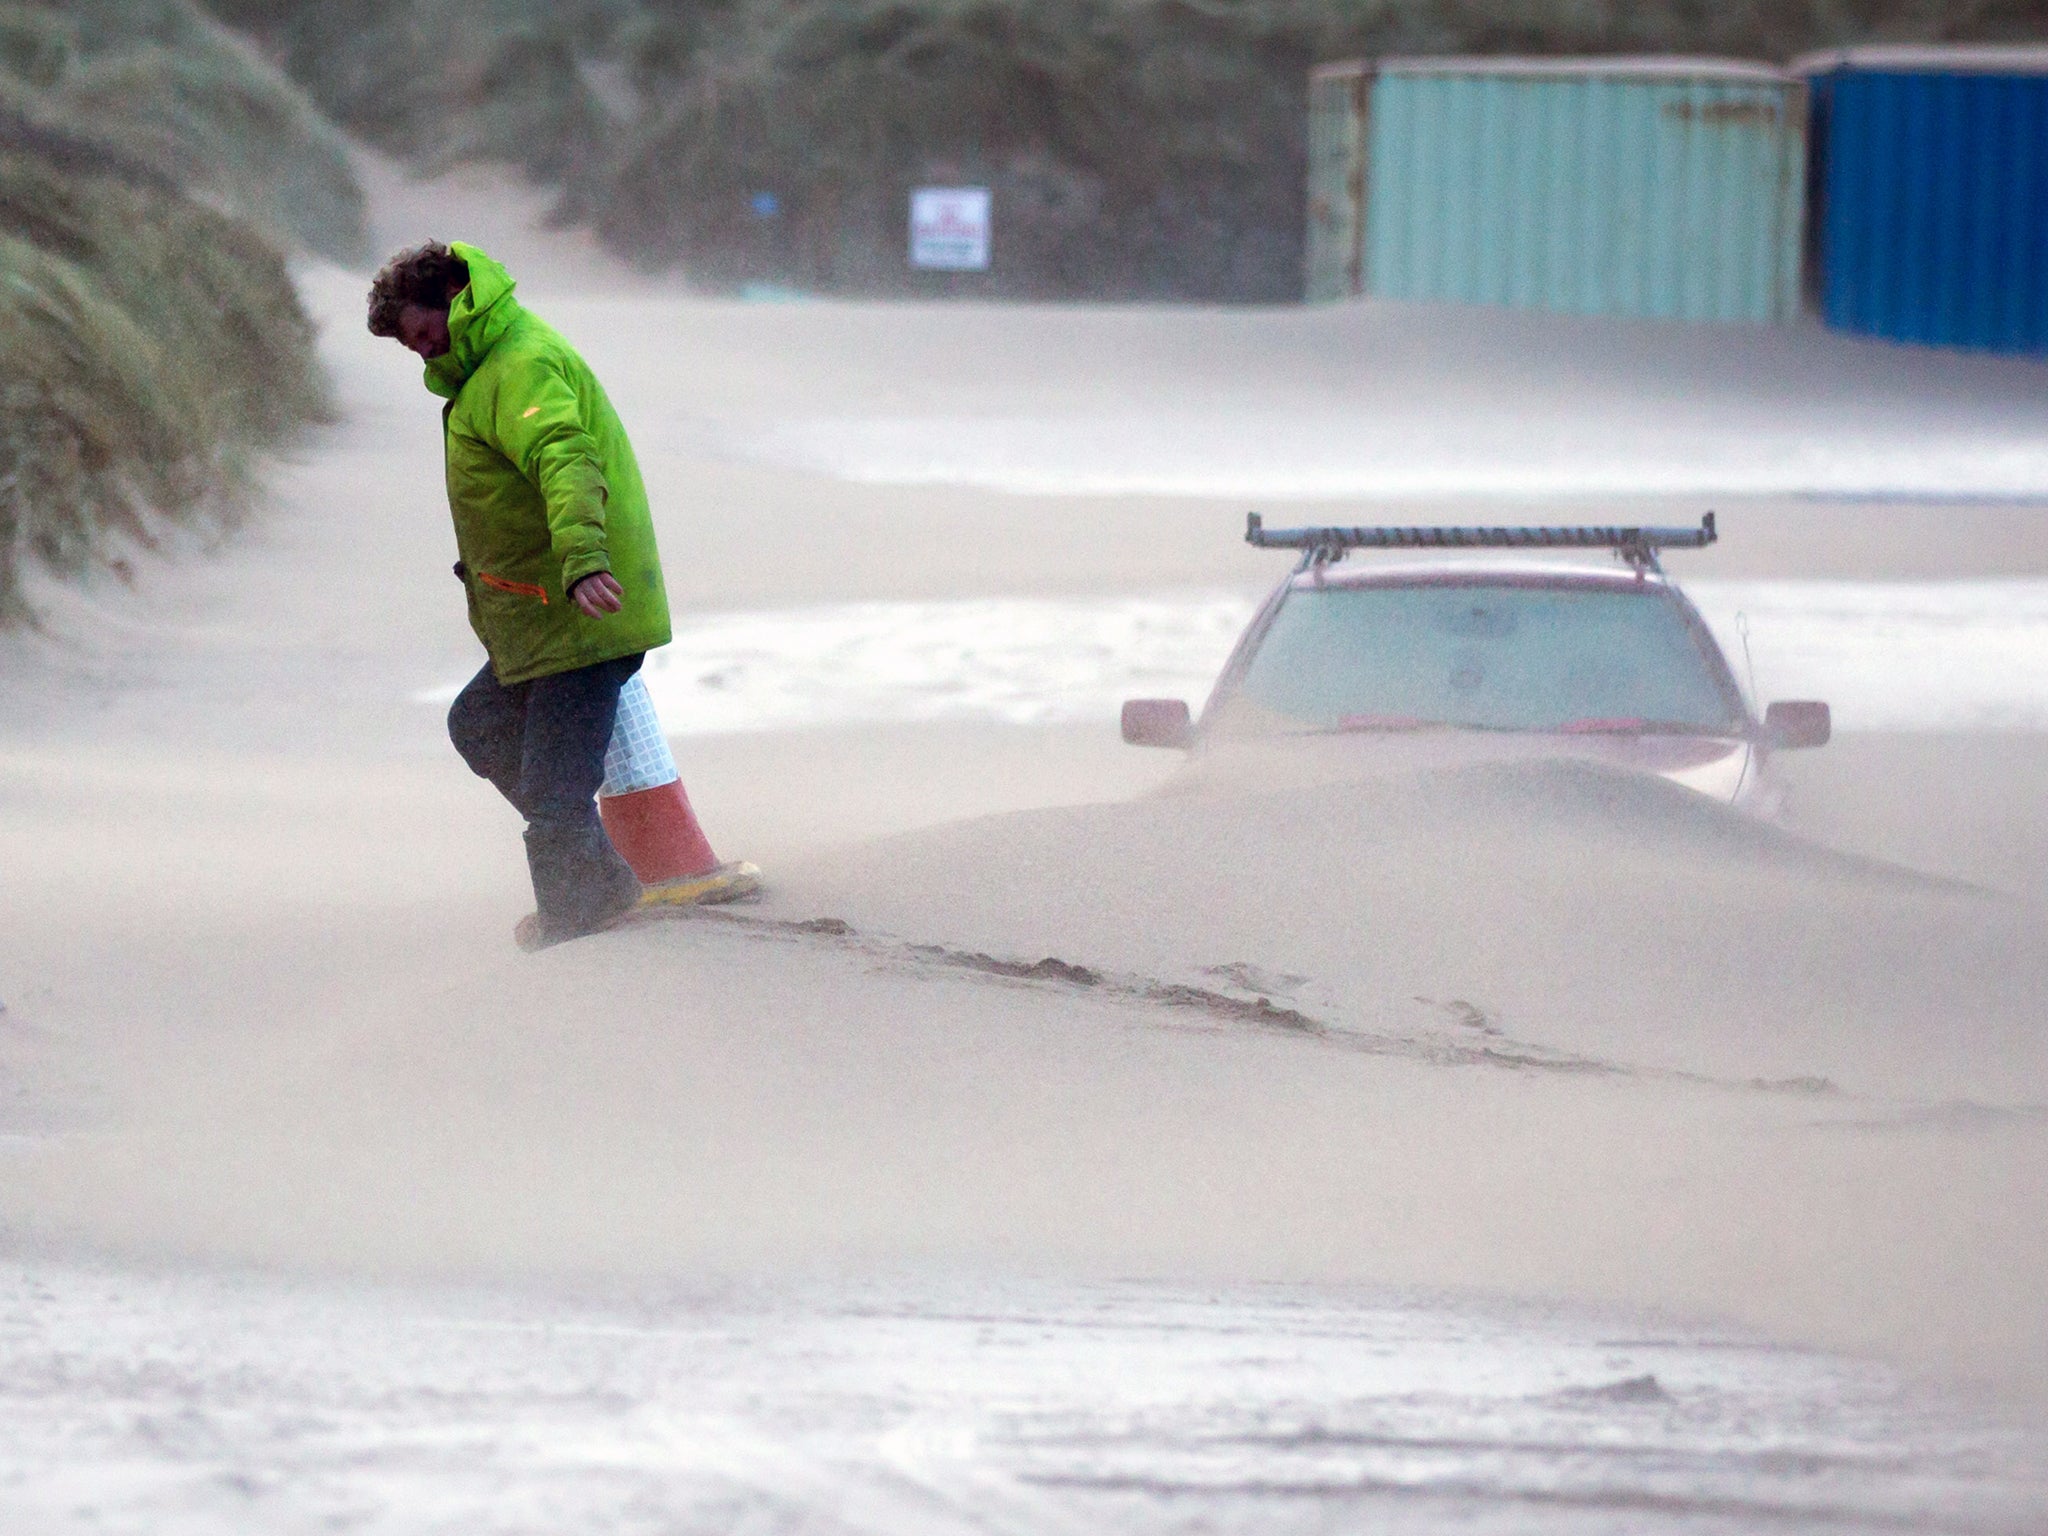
[1554,717,1730,736]
[1325,714,1458,734]
[1299,716,1733,738]
[1311,716,1539,736]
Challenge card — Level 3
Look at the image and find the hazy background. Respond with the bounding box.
[189,0,2048,300]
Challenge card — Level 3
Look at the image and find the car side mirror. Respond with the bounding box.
[1764,700,1831,750]
[1122,698,1193,749]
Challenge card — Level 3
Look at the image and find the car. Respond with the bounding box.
[1120,514,1831,811]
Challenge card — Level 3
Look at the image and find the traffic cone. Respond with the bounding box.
[598,674,721,882]
[600,778,721,881]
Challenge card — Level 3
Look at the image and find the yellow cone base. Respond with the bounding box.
[635,860,763,910]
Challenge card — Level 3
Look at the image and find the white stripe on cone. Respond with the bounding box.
[600,674,720,881]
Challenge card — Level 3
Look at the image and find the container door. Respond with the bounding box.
[1365,70,1804,324]
[1305,65,1369,302]
[1818,69,2048,352]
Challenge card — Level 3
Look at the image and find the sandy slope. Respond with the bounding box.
[2,162,2047,1425]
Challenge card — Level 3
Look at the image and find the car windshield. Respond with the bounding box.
[1232,581,1742,735]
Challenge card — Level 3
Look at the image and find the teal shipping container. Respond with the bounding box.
[1307,58,1808,323]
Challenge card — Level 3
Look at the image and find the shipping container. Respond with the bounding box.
[1800,47,2048,353]
[1305,58,1807,324]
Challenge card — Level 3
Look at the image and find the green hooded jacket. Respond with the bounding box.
[426,243,670,684]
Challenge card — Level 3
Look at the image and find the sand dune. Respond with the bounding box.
[776,752,2048,1102]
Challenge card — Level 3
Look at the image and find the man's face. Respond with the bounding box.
[396,303,451,360]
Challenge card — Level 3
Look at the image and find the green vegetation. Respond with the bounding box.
[210,0,618,187]
[16,0,364,259]
[0,116,329,622]
[0,0,349,622]
[596,2,1311,299]
[214,0,2048,301]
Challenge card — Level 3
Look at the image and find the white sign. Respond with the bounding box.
[909,186,991,271]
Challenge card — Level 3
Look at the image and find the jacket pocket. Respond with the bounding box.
[477,572,549,604]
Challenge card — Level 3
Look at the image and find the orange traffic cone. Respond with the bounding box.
[598,675,721,882]
[600,778,720,882]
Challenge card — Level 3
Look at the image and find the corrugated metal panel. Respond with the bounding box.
[1807,54,2048,352]
[1361,61,1806,323]
[1304,63,1369,302]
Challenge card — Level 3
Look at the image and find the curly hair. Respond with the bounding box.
[366,241,470,337]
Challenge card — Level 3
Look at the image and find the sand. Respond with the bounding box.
[3,157,2047,1433]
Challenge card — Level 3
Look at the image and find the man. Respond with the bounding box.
[367,240,755,949]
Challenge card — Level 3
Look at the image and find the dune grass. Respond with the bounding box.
[8,0,365,260]
[0,4,338,624]
[0,129,330,623]
[50,33,365,261]
[231,0,617,190]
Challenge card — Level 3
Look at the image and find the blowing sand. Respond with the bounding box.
[3,160,2048,1466]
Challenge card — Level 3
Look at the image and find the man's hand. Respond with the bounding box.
[570,572,624,617]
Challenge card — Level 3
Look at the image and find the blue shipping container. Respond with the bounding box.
[1805,47,2048,352]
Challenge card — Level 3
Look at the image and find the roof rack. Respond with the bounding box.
[1244,511,1717,574]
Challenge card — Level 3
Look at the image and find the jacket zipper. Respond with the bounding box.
[477,572,549,604]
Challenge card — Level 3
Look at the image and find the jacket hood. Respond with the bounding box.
[424,242,520,399]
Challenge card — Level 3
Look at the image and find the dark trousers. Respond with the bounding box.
[448,654,644,940]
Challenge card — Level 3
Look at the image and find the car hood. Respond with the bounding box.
[1167,726,1758,807]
